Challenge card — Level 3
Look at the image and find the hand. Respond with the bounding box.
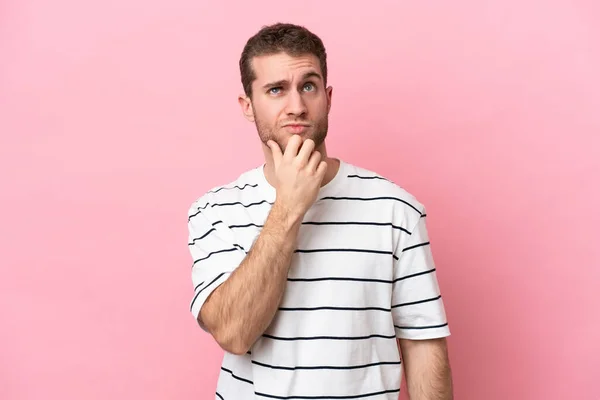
[267,135,328,220]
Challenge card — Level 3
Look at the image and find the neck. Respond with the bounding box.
[261,141,340,188]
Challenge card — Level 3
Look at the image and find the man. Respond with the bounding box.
[187,23,453,399]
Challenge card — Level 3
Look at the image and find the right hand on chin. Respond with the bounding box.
[267,135,328,219]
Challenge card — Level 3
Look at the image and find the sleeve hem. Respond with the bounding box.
[190,272,232,332]
[395,326,451,340]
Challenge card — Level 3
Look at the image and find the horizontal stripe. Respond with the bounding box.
[393,268,436,282]
[188,228,216,245]
[198,199,273,210]
[279,306,391,312]
[320,196,421,215]
[295,248,392,256]
[209,183,258,193]
[288,271,435,285]
[221,366,253,385]
[395,322,448,330]
[192,247,240,265]
[192,269,434,309]
[187,209,202,221]
[402,241,430,252]
[251,360,400,371]
[288,276,392,284]
[347,174,388,181]
[229,222,264,229]
[392,295,442,308]
[302,221,411,234]
[190,217,414,235]
[262,333,396,341]
[235,244,247,252]
[228,221,411,235]
[189,237,246,254]
[190,272,226,311]
[420,214,427,218]
[216,392,224,400]
[288,271,435,286]
[255,388,401,399]
[192,271,227,294]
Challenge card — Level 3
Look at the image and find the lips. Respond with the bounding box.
[283,123,310,128]
[284,124,310,133]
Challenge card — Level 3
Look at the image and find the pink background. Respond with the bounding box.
[1,1,599,399]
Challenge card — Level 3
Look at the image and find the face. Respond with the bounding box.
[239,52,332,153]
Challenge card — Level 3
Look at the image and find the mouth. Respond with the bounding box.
[283,124,311,134]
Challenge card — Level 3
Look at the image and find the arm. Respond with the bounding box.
[390,206,453,398]
[398,338,453,400]
[197,136,327,355]
[200,203,302,355]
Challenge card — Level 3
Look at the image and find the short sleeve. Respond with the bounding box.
[391,210,450,340]
[187,200,246,330]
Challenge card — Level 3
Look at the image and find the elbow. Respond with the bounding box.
[220,339,250,356]
[214,329,251,355]
[199,303,252,355]
[205,319,251,355]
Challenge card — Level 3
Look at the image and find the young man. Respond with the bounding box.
[187,23,453,400]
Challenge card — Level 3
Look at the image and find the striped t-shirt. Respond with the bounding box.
[187,159,450,400]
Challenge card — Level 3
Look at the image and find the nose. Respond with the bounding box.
[284,90,307,117]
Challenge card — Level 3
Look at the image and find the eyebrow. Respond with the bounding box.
[262,71,323,90]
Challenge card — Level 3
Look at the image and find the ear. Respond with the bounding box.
[238,94,255,122]
[326,85,333,112]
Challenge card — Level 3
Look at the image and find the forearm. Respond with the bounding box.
[200,202,302,354]
[400,338,453,400]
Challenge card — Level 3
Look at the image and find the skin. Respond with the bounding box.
[201,51,453,399]
[199,53,331,355]
[237,52,340,187]
[400,337,454,399]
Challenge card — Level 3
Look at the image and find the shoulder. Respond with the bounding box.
[187,166,262,218]
[343,161,425,215]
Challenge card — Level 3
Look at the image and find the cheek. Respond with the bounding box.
[311,98,329,116]
[254,102,282,122]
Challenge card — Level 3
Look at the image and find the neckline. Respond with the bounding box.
[255,159,348,201]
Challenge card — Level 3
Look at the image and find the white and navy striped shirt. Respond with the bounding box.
[187,159,450,399]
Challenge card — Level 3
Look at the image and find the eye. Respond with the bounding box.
[268,87,282,95]
[303,82,315,92]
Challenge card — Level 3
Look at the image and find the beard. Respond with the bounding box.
[254,114,329,153]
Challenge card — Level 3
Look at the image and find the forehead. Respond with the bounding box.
[251,52,322,83]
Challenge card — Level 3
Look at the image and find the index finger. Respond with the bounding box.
[267,140,283,168]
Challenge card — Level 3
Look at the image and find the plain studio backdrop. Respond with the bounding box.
[1,1,599,399]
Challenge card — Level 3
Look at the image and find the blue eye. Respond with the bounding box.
[269,87,281,95]
[303,83,315,91]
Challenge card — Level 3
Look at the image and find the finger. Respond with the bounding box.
[316,160,328,179]
[267,140,283,168]
[296,139,315,167]
[307,150,322,171]
[283,135,303,161]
